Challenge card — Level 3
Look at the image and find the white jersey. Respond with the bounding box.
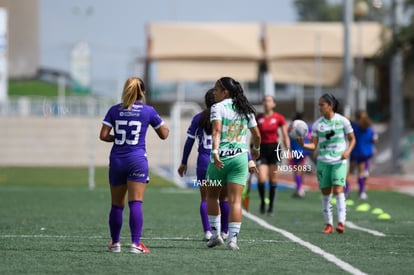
[210,98,257,160]
[312,113,353,164]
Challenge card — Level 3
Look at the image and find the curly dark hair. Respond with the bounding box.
[217,76,256,120]
[198,88,215,134]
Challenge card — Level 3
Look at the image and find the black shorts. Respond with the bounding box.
[256,143,280,166]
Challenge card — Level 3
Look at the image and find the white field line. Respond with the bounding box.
[0,234,106,239]
[243,210,367,275]
[396,187,414,197]
[0,234,288,243]
[345,221,386,237]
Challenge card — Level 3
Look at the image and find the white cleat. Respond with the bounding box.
[206,236,224,248]
[359,192,368,200]
[203,231,212,242]
[221,231,229,241]
[108,242,121,253]
[298,188,306,198]
[130,242,150,254]
[227,241,240,250]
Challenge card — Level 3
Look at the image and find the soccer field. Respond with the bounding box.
[0,167,413,274]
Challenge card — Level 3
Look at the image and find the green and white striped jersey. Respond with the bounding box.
[312,113,353,164]
[210,98,257,160]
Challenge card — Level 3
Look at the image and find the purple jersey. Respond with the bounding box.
[102,101,164,157]
[182,112,212,175]
[351,122,377,159]
[187,112,212,157]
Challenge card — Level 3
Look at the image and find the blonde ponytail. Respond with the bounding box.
[121,77,146,110]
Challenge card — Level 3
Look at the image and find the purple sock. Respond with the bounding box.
[200,200,211,232]
[358,177,365,194]
[109,205,124,244]
[295,174,303,191]
[365,160,370,171]
[220,201,230,234]
[129,200,143,245]
[344,181,350,195]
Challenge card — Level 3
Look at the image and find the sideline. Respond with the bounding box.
[345,221,386,237]
[0,234,289,243]
[243,210,367,275]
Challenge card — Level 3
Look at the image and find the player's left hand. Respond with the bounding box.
[251,150,260,160]
[249,166,258,174]
[248,160,258,174]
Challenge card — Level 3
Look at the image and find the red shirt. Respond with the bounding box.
[256,112,286,144]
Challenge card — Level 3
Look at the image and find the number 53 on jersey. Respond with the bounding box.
[114,120,142,145]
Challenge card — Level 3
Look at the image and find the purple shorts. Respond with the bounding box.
[197,169,207,182]
[290,156,306,166]
[196,154,210,181]
[109,155,149,185]
[350,155,372,164]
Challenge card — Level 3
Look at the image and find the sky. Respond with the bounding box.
[39,0,297,96]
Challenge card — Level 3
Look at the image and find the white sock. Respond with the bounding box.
[208,215,221,238]
[322,194,333,225]
[336,193,346,224]
[228,222,241,244]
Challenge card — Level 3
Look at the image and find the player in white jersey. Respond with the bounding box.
[206,76,261,250]
[297,94,355,234]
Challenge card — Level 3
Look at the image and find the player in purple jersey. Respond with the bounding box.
[100,77,169,254]
[288,112,312,198]
[346,110,377,200]
[178,89,230,242]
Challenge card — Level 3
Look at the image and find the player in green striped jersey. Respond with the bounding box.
[298,94,355,234]
[206,77,261,250]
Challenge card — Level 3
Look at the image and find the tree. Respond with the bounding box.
[378,1,414,71]
[293,0,342,21]
[293,0,387,22]
[401,1,414,70]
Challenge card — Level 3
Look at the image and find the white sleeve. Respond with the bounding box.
[311,120,319,137]
[343,117,354,134]
[247,113,257,128]
[210,103,221,121]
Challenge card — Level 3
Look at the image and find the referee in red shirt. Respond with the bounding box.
[255,96,290,216]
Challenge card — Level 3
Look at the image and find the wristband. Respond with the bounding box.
[248,160,256,168]
[212,149,219,154]
[252,145,260,151]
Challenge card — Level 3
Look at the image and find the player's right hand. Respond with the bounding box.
[177,164,187,177]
